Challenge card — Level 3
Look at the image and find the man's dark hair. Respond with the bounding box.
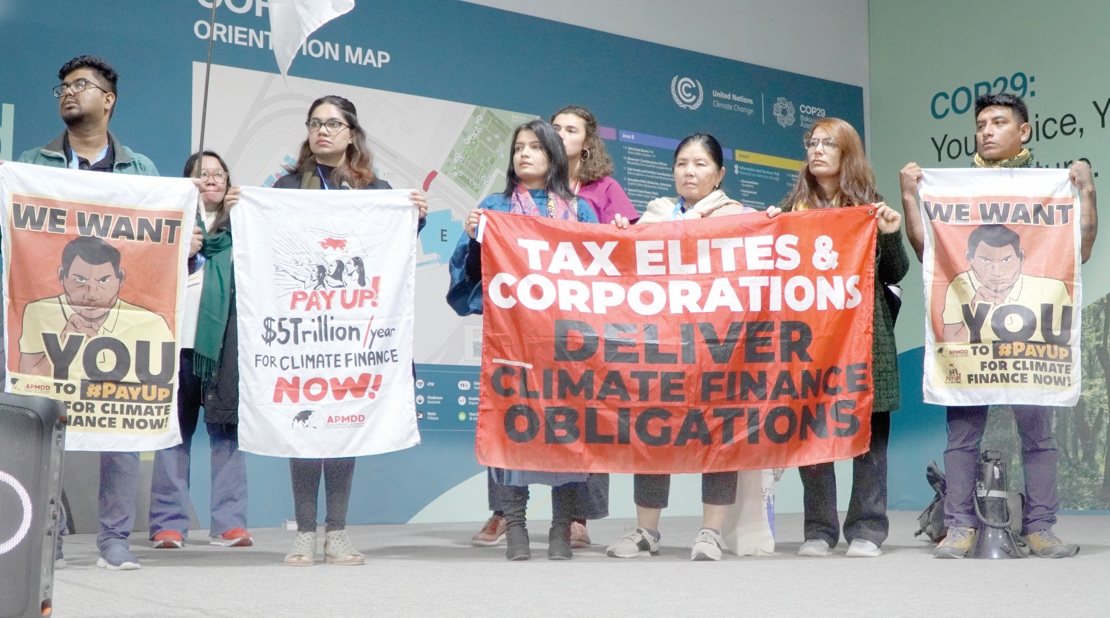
[61,237,122,277]
[967,224,1022,257]
[59,56,118,95]
[975,93,1028,124]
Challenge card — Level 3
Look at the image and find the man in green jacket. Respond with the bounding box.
[16,55,160,571]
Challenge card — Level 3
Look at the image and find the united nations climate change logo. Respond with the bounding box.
[773,97,796,127]
[671,76,704,110]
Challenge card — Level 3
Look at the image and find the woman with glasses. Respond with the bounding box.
[448,119,598,561]
[275,95,427,566]
[770,117,907,558]
[608,134,756,562]
[149,152,252,550]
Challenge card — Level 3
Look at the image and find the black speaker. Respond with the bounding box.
[0,393,66,618]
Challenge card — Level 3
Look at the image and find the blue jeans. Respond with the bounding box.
[943,405,1058,533]
[149,355,248,538]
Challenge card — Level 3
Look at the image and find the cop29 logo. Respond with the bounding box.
[773,97,796,128]
[671,76,704,110]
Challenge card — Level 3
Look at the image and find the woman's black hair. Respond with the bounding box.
[501,119,574,200]
[183,150,232,233]
[673,133,725,169]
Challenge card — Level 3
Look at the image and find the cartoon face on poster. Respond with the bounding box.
[918,168,1081,406]
[0,162,195,451]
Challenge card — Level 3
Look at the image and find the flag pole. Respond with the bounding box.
[196,0,219,172]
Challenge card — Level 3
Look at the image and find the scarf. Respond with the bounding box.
[192,209,234,390]
[973,148,1033,169]
[508,184,578,220]
[640,190,747,223]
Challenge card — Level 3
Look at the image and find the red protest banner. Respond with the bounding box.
[476,207,877,473]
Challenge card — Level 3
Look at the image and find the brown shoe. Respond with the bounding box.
[472,514,507,547]
[570,521,591,549]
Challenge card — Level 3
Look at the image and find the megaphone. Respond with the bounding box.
[970,450,1026,559]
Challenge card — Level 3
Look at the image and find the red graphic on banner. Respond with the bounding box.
[319,237,349,251]
[476,207,878,473]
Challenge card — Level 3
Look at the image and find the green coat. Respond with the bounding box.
[873,230,909,412]
[18,130,159,176]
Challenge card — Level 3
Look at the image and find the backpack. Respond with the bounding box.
[914,460,947,543]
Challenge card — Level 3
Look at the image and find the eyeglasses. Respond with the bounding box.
[200,170,226,181]
[306,118,350,133]
[53,78,108,98]
[804,137,838,151]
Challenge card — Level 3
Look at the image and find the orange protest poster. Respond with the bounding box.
[918,168,1081,407]
[1,162,195,451]
[475,207,878,473]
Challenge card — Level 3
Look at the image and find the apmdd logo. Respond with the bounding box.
[671,76,704,110]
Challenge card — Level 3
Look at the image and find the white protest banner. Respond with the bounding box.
[0,162,195,451]
[233,186,419,457]
[918,168,1080,407]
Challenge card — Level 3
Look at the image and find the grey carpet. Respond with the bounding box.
[49,511,1109,617]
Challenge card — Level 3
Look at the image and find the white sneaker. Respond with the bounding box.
[798,539,832,557]
[606,527,660,558]
[690,529,723,561]
[846,539,882,557]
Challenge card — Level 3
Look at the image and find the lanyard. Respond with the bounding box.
[571,179,581,196]
[668,198,687,222]
[316,166,330,190]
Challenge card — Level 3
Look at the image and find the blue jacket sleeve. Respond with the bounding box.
[447,231,483,316]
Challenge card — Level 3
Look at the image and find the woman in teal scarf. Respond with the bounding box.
[149,151,252,550]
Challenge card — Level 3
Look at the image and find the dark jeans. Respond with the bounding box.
[571,474,609,520]
[633,472,738,509]
[488,469,608,519]
[799,411,890,548]
[290,458,355,532]
[501,482,583,528]
[944,405,1058,534]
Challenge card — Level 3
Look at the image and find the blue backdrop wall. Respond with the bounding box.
[2,0,883,530]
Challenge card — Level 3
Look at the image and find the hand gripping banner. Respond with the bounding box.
[918,169,1081,406]
[476,207,878,473]
[0,162,196,451]
[233,187,420,458]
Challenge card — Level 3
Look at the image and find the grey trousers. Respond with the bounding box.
[291,458,355,532]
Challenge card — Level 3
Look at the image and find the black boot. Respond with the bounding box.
[548,483,580,560]
[503,486,531,561]
[548,524,572,560]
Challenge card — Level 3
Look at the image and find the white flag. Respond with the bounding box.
[232,186,420,458]
[268,0,355,76]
